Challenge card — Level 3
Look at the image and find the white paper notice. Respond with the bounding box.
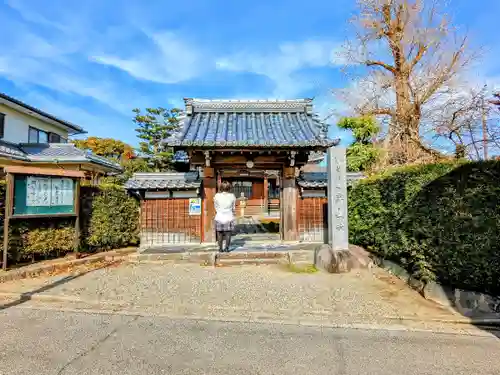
[26,177,51,206]
[60,178,74,206]
[51,178,64,206]
[26,177,74,207]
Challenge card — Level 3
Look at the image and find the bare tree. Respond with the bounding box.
[339,0,477,165]
[490,92,500,109]
[428,87,500,159]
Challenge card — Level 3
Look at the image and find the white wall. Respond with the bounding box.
[0,103,70,144]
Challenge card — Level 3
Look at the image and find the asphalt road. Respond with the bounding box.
[1,308,499,375]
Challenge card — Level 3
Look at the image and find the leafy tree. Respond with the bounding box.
[73,137,135,161]
[132,107,183,172]
[98,157,153,185]
[337,116,381,172]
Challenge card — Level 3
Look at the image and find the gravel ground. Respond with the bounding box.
[0,262,467,327]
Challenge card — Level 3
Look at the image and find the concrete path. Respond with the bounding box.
[1,308,499,375]
[0,262,484,334]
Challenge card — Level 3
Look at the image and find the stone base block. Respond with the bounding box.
[288,250,315,265]
[314,244,353,273]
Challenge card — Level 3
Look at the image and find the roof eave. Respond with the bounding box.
[0,153,29,161]
[0,93,86,134]
[27,157,123,172]
[165,138,340,149]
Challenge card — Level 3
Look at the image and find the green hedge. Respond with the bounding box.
[349,161,500,295]
[82,183,139,250]
[0,181,139,265]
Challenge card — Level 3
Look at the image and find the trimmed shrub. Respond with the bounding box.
[83,184,139,250]
[348,160,500,295]
[20,225,75,260]
[0,181,139,266]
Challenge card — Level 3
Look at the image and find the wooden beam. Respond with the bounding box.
[74,179,81,257]
[3,166,85,178]
[202,167,216,243]
[263,174,269,215]
[2,173,14,270]
[282,167,298,241]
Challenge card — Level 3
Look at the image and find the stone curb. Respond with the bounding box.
[373,256,500,319]
[1,291,500,329]
[0,248,137,284]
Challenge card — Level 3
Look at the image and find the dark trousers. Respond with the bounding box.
[217,231,232,252]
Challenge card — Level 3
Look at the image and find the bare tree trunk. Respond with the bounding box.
[339,0,475,165]
[482,94,488,160]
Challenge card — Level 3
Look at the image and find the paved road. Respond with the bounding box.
[1,308,499,375]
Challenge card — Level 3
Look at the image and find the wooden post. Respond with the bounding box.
[282,167,298,241]
[202,167,216,243]
[263,174,269,215]
[2,173,14,270]
[217,171,222,191]
[74,179,81,257]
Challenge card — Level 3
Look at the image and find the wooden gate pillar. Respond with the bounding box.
[202,167,216,243]
[263,174,269,214]
[282,167,298,241]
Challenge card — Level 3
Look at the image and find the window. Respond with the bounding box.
[0,113,4,139]
[49,132,61,143]
[28,126,49,143]
[231,180,253,198]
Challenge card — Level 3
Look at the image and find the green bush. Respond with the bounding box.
[348,160,500,295]
[21,226,75,260]
[83,184,139,250]
[0,180,139,266]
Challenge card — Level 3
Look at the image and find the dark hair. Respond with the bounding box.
[220,180,232,193]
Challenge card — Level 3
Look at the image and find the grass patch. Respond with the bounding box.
[286,263,318,274]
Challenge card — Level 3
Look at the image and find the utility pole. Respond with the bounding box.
[481,85,488,160]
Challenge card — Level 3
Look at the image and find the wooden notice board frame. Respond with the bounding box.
[2,166,85,270]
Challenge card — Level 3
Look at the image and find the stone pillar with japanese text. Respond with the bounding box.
[327,147,349,250]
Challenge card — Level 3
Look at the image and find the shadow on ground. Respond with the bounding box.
[0,260,121,311]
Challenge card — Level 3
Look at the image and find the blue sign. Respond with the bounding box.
[189,198,201,216]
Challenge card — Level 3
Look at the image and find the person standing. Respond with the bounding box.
[214,181,236,252]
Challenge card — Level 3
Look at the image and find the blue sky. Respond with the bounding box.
[1,0,499,147]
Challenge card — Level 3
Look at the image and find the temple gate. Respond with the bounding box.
[126,99,363,249]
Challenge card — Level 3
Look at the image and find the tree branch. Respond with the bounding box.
[366,60,396,74]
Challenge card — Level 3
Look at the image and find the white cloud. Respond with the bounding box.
[92,31,207,84]
[215,40,343,98]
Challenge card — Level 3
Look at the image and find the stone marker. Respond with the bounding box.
[315,147,352,273]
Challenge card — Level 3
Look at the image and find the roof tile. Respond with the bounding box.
[297,172,365,188]
[125,172,201,190]
[19,144,122,172]
[165,99,338,148]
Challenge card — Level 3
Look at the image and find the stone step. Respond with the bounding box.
[129,252,215,265]
[215,251,290,266]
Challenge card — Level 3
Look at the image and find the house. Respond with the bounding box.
[0,93,122,181]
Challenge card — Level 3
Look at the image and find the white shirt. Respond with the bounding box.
[214,192,236,224]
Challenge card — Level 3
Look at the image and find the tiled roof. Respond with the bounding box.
[173,150,190,163]
[297,172,365,188]
[0,141,28,160]
[125,172,201,190]
[21,144,122,172]
[0,143,122,172]
[0,92,85,134]
[308,151,325,163]
[165,99,338,149]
